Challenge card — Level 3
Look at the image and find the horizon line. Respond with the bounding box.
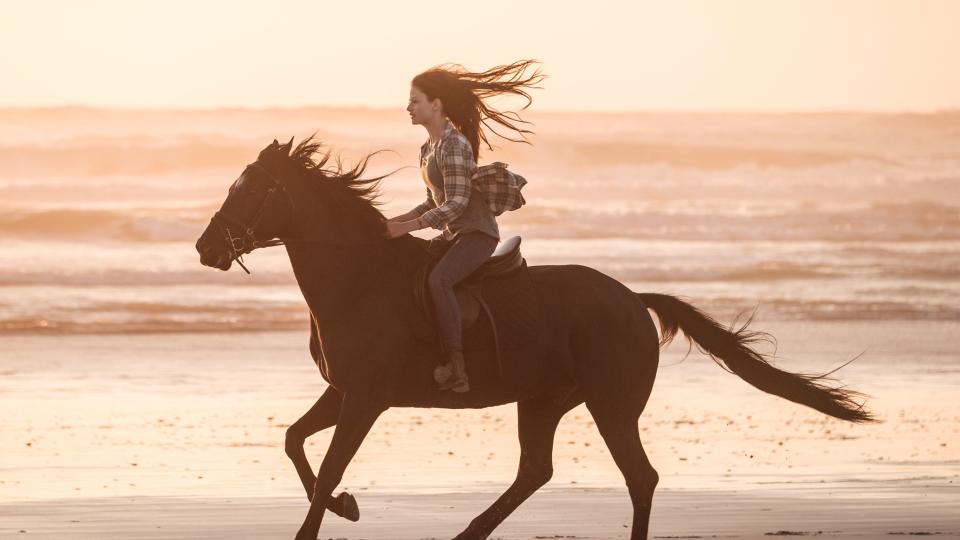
[1,104,958,116]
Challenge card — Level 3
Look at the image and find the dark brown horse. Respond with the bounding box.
[195,138,874,540]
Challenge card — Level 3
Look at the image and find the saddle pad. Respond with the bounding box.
[480,262,541,353]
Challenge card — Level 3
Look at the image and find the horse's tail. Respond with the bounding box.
[636,293,875,423]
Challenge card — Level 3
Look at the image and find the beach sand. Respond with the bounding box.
[4,486,957,539]
[1,320,958,538]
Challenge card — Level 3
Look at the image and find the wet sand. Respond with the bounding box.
[3,485,958,539]
[1,321,958,538]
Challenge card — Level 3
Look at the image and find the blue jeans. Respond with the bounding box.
[427,232,498,353]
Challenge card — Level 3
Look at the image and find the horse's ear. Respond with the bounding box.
[278,136,294,155]
[258,139,282,159]
[258,139,281,159]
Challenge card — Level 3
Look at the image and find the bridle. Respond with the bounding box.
[209,161,289,274]
[207,159,393,273]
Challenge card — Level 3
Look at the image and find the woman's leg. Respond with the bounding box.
[427,232,498,389]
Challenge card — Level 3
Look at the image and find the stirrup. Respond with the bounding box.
[439,374,470,393]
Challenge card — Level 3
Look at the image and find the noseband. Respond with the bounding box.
[209,161,288,274]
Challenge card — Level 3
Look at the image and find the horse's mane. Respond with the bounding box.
[286,136,389,235]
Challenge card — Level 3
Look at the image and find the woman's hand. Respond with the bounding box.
[387,210,418,224]
[385,219,423,239]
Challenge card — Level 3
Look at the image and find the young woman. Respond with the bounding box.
[385,59,543,393]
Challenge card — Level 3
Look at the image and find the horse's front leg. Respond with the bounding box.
[294,392,385,540]
[285,385,359,521]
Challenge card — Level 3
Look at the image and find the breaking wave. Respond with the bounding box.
[3,200,958,243]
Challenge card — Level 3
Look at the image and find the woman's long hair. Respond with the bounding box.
[412,59,544,159]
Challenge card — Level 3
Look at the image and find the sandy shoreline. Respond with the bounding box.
[2,485,957,539]
[2,323,959,538]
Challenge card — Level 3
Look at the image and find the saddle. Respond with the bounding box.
[413,236,527,375]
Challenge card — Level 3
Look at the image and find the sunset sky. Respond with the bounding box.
[2,0,959,112]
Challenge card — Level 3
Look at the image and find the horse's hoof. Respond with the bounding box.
[294,530,316,540]
[433,365,453,384]
[452,526,484,540]
[337,492,360,522]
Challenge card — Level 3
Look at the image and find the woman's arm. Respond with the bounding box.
[418,136,474,229]
[388,210,419,223]
[388,188,436,223]
[385,215,427,238]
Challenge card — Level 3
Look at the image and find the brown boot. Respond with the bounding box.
[435,351,470,393]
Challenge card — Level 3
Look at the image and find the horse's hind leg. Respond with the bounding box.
[586,400,659,540]
[454,392,583,540]
[284,386,358,521]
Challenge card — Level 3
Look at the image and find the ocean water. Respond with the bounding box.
[0,108,958,334]
[1,110,958,529]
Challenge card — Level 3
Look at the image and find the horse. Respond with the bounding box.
[195,137,875,540]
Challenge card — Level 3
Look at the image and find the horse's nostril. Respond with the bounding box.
[199,249,221,268]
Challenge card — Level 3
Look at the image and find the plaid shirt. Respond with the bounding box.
[414,122,527,228]
[472,161,527,216]
[414,121,476,229]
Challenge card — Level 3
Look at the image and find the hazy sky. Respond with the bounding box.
[2,0,959,112]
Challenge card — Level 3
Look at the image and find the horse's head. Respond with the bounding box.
[196,138,297,272]
[197,137,390,272]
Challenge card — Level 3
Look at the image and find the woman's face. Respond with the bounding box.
[407,86,441,125]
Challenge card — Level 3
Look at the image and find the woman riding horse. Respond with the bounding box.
[385,60,542,393]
